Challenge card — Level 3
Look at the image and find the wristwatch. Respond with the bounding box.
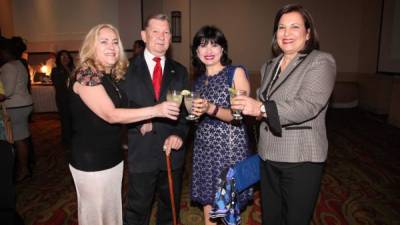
[260,102,266,114]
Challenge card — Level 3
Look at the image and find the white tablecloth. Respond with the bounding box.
[31,85,58,112]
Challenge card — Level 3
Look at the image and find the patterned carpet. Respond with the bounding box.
[15,108,400,225]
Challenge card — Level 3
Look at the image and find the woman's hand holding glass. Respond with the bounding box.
[231,95,263,117]
[153,90,181,120]
[191,97,209,118]
[154,101,180,120]
[184,91,201,120]
[229,89,247,120]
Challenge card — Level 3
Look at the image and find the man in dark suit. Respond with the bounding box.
[122,14,189,225]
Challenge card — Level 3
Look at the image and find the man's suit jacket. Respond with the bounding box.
[121,53,189,173]
[257,50,336,163]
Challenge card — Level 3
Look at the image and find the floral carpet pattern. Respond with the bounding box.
[16,109,400,225]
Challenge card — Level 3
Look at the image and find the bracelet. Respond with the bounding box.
[211,105,219,117]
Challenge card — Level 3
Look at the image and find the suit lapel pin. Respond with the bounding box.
[171,70,175,74]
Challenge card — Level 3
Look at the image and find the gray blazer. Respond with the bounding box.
[257,50,336,163]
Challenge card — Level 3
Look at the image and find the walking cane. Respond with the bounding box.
[164,146,178,225]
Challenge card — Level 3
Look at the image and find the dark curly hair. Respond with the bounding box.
[11,36,27,58]
[191,25,232,75]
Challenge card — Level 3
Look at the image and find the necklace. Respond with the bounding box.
[265,58,283,100]
[104,75,122,99]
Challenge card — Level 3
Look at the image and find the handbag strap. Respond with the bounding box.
[226,66,236,165]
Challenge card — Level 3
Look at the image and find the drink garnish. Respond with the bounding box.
[181,90,191,96]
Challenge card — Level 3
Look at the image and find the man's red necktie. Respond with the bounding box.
[152,57,162,100]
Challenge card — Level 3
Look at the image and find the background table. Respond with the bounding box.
[31,84,58,113]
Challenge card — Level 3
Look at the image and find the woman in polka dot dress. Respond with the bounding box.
[190,25,252,225]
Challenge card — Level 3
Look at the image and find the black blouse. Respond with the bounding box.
[68,68,127,171]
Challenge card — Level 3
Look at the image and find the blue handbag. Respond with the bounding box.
[210,154,260,225]
[209,66,261,225]
[233,154,261,193]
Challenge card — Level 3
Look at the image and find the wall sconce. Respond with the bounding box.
[171,11,181,43]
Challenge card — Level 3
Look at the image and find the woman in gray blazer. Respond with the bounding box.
[232,4,336,225]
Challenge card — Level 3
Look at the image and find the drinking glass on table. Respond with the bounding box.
[229,89,247,120]
[184,91,200,121]
[166,89,183,105]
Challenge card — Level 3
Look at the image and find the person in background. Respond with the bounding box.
[68,23,181,225]
[121,14,189,225]
[10,36,36,170]
[51,50,74,146]
[0,80,6,139]
[10,37,29,74]
[131,39,145,59]
[231,4,337,225]
[0,31,7,67]
[0,38,33,182]
[0,79,5,101]
[189,25,252,225]
[0,79,25,225]
[46,52,57,70]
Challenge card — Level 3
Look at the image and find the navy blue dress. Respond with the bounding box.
[191,65,252,207]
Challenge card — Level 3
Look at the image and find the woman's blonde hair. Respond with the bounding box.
[78,24,128,81]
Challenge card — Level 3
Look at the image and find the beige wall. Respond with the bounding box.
[162,0,190,70]
[191,0,275,72]
[0,0,14,37]
[118,0,142,50]
[190,0,382,74]
[2,0,383,73]
[357,0,382,73]
[1,0,141,52]
[142,0,163,23]
[12,0,116,52]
